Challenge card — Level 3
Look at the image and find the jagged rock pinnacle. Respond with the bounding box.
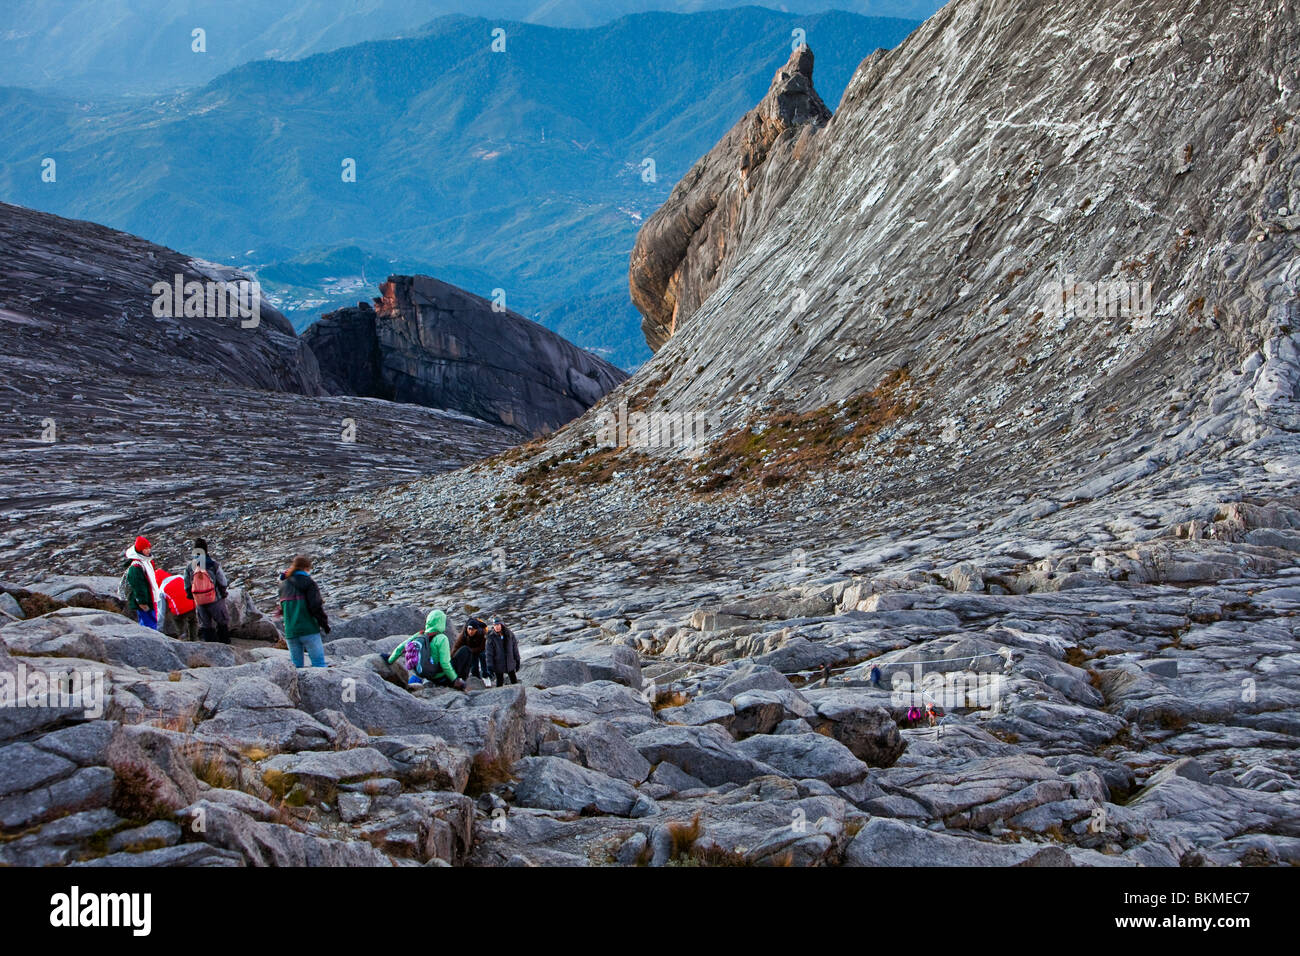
[629,46,832,352]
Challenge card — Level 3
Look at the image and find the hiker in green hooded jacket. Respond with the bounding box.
[388,610,469,690]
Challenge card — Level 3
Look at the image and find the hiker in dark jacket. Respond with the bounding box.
[485,616,521,686]
[452,617,490,681]
[184,537,231,645]
[277,555,330,668]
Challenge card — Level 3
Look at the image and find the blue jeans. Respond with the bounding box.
[137,608,159,630]
[286,632,326,668]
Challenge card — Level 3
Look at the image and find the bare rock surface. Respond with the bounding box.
[5,0,1300,867]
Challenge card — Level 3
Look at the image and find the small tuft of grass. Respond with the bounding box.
[650,690,689,712]
[667,815,702,861]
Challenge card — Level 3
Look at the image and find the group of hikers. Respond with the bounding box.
[121,536,521,688]
[906,702,942,728]
[387,611,521,691]
[121,535,232,644]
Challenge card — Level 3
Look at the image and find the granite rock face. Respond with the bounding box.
[0,201,323,396]
[625,0,1300,467]
[629,46,832,351]
[305,276,629,436]
[0,205,518,575]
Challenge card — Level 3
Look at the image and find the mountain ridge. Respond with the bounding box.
[0,9,923,369]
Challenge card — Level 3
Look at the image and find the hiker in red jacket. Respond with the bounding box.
[154,567,198,642]
[184,537,231,644]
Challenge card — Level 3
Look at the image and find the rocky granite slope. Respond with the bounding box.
[304,276,628,436]
[2,0,1298,867]
[0,201,324,395]
[0,204,519,575]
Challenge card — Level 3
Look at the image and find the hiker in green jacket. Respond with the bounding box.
[387,610,469,690]
[122,535,161,630]
[277,555,330,667]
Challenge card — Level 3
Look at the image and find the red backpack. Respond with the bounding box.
[192,565,218,605]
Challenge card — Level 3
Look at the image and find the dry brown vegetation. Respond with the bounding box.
[7,588,125,619]
[516,444,650,489]
[687,367,917,493]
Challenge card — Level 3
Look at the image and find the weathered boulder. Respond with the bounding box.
[629,724,781,787]
[802,688,907,767]
[306,276,627,435]
[730,688,814,736]
[105,724,200,820]
[327,605,428,645]
[0,607,113,661]
[701,663,797,702]
[356,791,475,864]
[527,681,655,735]
[657,698,735,730]
[521,656,594,689]
[651,793,850,867]
[195,705,333,755]
[0,764,114,832]
[262,748,396,803]
[417,685,529,785]
[646,761,708,794]
[571,645,643,690]
[872,756,1074,829]
[177,800,392,867]
[367,734,473,792]
[563,720,652,785]
[844,818,1074,867]
[73,844,246,867]
[734,733,870,786]
[0,808,128,866]
[512,756,654,817]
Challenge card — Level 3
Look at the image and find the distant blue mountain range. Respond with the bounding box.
[0,9,924,367]
[0,1,943,95]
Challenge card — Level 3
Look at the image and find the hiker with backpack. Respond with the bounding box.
[452,616,491,683]
[154,566,198,641]
[277,555,330,667]
[121,536,162,629]
[484,616,521,686]
[387,610,469,690]
[185,538,231,644]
